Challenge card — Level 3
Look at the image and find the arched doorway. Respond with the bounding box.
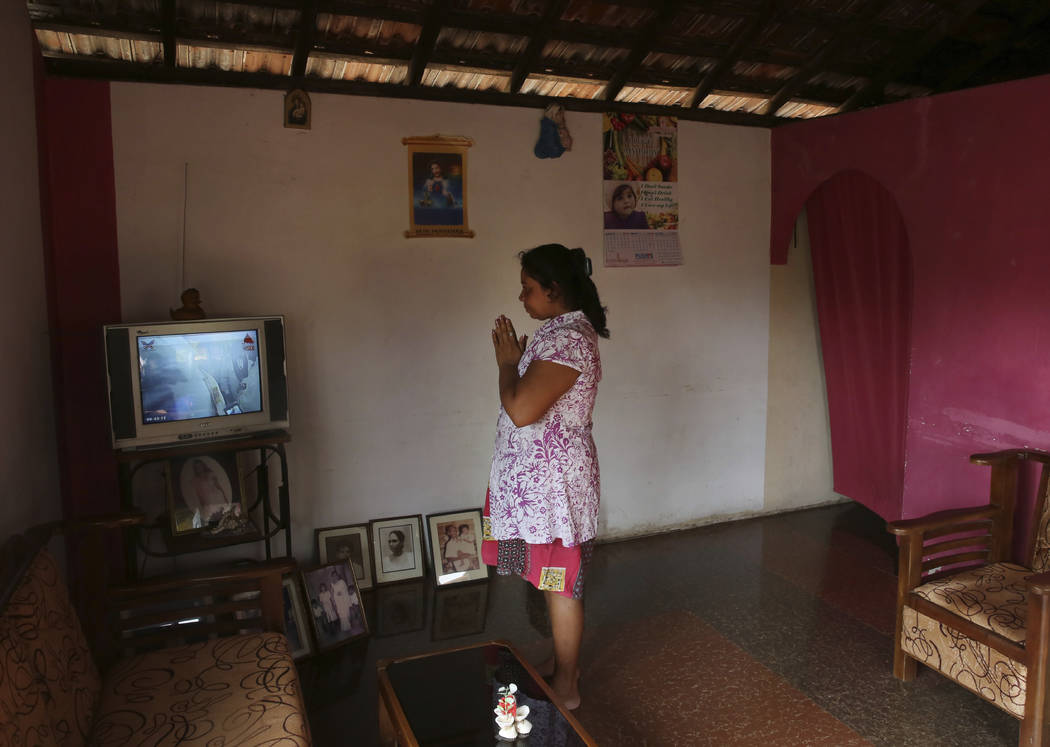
[805,170,912,521]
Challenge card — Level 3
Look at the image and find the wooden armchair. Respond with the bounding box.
[889,449,1050,745]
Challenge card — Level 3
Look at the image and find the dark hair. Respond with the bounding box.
[519,244,610,338]
[389,530,405,542]
[610,183,637,208]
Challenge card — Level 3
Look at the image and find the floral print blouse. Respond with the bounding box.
[488,310,602,547]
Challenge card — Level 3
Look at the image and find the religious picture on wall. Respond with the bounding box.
[284,89,311,130]
[403,135,475,238]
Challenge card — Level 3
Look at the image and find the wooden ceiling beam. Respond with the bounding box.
[290,0,317,78]
[936,4,1050,92]
[763,0,895,116]
[42,55,782,127]
[688,0,777,108]
[510,0,569,93]
[160,0,176,67]
[604,0,683,102]
[407,0,450,86]
[840,0,985,112]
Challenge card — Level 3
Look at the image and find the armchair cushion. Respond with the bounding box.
[91,632,309,746]
[911,561,1030,644]
[902,606,1027,718]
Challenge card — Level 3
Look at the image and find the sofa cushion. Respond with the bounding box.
[0,614,55,745]
[0,548,101,745]
[90,632,309,745]
[901,606,1026,718]
[911,561,1030,644]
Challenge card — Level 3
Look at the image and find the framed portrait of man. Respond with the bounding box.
[369,514,425,585]
[403,135,474,238]
[316,523,374,590]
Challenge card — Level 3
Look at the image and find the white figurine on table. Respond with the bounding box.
[494,683,532,741]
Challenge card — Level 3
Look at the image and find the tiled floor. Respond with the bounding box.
[299,501,1020,745]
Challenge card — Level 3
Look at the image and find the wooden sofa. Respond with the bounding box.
[0,516,311,745]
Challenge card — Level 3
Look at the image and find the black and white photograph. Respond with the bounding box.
[301,561,369,651]
[427,509,488,586]
[166,452,245,535]
[432,584,489,641]
[316,523,373,590]
[369,514,425,585]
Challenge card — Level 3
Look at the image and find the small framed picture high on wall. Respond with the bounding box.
[369,515,425,585]
[402,135,474,238]
[427,509,488,586]
[316,523,374,590]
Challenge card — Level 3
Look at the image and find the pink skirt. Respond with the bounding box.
[481,489,593,600]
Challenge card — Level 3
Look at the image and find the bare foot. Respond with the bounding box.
[550,669,581,710]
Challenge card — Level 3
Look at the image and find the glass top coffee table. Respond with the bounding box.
[377,639,597,746]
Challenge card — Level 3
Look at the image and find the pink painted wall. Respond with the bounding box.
[772,74,1050,520]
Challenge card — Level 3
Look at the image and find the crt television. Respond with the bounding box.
[104,316,289,450]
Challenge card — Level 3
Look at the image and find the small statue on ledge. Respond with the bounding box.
[494,684,532,741]
[204,504,256,537]
[171,288,206,320]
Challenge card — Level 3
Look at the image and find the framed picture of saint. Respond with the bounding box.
[403,135,474,238]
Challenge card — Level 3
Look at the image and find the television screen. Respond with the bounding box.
[138,329,262,425]
[104,316,289,450]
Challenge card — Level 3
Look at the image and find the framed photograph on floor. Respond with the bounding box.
[316,523,374,590]
[432,584,489,641]
[282,576,313,660]
[166,452,244,535]
[301,561,369,652]
[370,514,425,585]
[426,509,488,586]
[375,582,427,637]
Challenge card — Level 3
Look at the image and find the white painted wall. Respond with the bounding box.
[110,84,774,557]
[764,210,842,512]
[1,10,62,536]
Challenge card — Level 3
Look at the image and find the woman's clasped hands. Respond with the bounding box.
[492,315,527,368]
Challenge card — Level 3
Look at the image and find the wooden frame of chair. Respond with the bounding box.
[888,449,1050,746]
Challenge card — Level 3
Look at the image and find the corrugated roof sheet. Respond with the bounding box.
[307,56,408,84]
[520,73,605,99]
[178,44,291,74]
[422,63,511,92]
[36,29,162,63]
[29,0,1050,126]
[316,14,421,48]
[615,84,692,107]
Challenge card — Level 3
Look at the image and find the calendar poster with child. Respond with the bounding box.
[601,113,682,267]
